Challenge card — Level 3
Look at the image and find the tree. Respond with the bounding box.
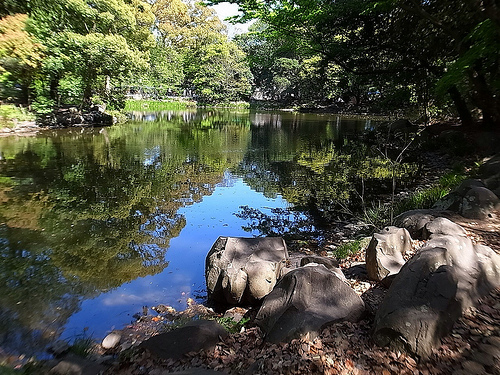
[2,0,156,108]
[152,0,253,102]
[0,13,44,103]
[184,36,252,102]
[62,32,149,105]
[153,0,226,49]
[214,0,500,125]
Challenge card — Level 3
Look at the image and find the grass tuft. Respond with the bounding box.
[69,335,96,358]
[333,238,369,259]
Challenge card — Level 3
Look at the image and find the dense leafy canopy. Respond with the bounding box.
[220,0,500,125]
[1,0,499,121]
[0,0,253,108]
[0,13,44,101]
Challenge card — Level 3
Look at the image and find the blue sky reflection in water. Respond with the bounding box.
[61,176,289,340]
[0,109,380,356]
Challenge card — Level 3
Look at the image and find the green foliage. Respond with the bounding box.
[0,13,44,103]
[333,238,369,259]
[437,170,468,190]
[437,19,500,98]
[213,316,250,333]
[30,97,54,115]
[221,0,500,123]
[0,0,155,108]
[393,187,449,216]
[58,75,84,105]
[187,39,253,103]
[69,334,96,358]
[124,99,196,111]
[0,104,34,127]
[363,169,469,228]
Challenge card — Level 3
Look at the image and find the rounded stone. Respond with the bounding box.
[102,332,121,349]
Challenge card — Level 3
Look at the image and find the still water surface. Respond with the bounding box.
[0,110,378,356]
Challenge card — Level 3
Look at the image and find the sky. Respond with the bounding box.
[211,2,254,37]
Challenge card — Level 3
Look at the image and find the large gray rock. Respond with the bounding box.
[300,255,339,270]
[432,179,500,220]
[374,248,461,358]
[205,237,288,305]
[453,179,486,196]
[461,186,500,219]
[479,154,500,179]
[393,209,439,239]
[475,244,500,294]
[422,217,468,239]
[255,264,365,343]
[373,226,500,358]
[483,172,500,197]
[366,226,412,282]
[300,255,345,281]
[139,320,228,360]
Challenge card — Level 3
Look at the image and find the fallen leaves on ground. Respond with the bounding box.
[105,287,500,375]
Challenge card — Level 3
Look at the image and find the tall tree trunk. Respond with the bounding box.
[469,69,500,128]
[83,83,93,108]
[49,74,60,106]
[448,85,473,127]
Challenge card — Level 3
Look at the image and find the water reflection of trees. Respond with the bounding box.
[0,225,88,356]
[0,117,250,355]
[236,117,418,227]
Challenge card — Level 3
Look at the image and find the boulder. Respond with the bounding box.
[300,255,339,270]
[300,255,345,280]
[365,226,412,282]
[393,209,438,239]
[255,264,365,343]
[38,107,115,128]
[483,172,500,197]
[431,179,485,212]
[431,179,500,220]
[373,224,500,358]
[453,179,486,196]
[460,186,500,219]
[139,320,228,361]
[432,191,462,212]
[49,353,106,375]
[479,154,500,179]
[422,217,468,239]
[475,244,500,294]
[206,237,288,305]
[373,248,461,358]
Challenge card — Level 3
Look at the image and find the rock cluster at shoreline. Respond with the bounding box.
[38,106,116,128]
[0,106,117,137]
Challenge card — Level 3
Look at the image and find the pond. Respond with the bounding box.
[0,109,400,358]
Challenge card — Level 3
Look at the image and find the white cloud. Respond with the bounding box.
[211,2,254,37]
